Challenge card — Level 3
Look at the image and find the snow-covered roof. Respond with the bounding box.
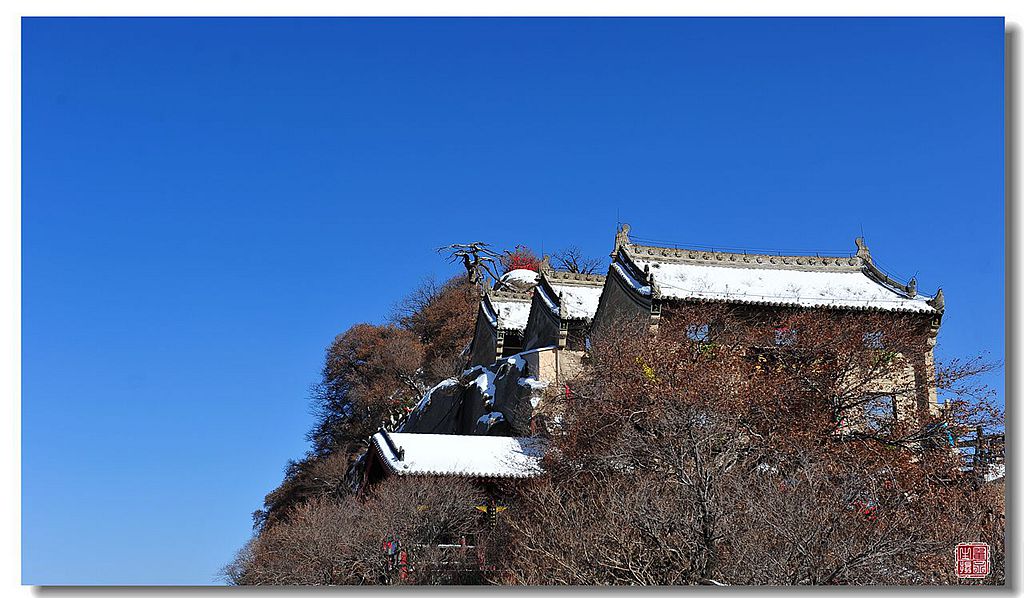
[490,298,532,331]
[538,281,604,320]
[535,270,606,321]
[605,224,941,314]
[611,262,652,296]
[598,223,942,313]
[370,432,545,478]
[630,257,936,313]
[497,299,531,330]
[481,289,533,332]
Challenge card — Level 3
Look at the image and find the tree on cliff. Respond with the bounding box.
[307,323,425,458]
[500,245,541,273]
[392,275,478,384]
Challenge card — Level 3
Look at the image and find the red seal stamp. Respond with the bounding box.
[955,543,989,579]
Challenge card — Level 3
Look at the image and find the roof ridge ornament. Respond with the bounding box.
[907,277,917,298]
[928,288,945,311]
[855,236,872,264]
[646,265,662,300]
[379,428,405,461]
[611,223,631,257]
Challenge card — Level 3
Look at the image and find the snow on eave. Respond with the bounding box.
[537,276,604,322]
[480,296,498,328]
[661,294,935,314]
[610,261,652,297]
[536,280,561,316]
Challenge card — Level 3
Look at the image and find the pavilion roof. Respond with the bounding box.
[370,431,545,479]
[535,270,606,321]
[608,225,942,314]
[482,289,533,331]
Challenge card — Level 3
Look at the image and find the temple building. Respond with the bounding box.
[468,261,605,383]
[591,224,944,425]
[522,264,605,353]
[387,224,946,482]
[468,288,532,367]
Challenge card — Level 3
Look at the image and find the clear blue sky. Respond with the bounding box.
[22,17,1004,585]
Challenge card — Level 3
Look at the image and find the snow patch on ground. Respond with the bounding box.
[519,377,548,391]
[518,377,548,408]
[467,367,497,407]
[476,411,506,428]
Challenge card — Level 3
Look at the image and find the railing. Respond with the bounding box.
[955,425,1005,483]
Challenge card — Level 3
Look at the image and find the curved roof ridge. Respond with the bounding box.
[486,287,533,302]
[623,239,868,272]
[541,269,606,286]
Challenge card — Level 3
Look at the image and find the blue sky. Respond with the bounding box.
[22,17,1004,585]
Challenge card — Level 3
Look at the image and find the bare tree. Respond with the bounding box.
[552,245,602,274]
[438,242,503,286]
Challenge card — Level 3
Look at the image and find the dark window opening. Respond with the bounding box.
[500,331,523,357]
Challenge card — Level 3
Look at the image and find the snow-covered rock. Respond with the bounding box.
[497,268,540,292]
[401,350,548,437]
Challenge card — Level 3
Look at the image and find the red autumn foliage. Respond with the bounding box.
[501,245,541,272]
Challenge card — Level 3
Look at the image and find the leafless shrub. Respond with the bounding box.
[499,306,1003,585]
[229,476,489,585]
